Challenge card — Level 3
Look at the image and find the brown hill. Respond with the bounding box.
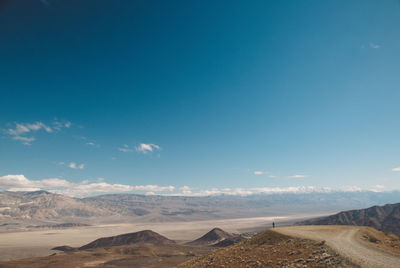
[186,228,236,246]
[51,245,76,252]
[1,243,212,268]
[79,230,175,250]
[298,202,400,235]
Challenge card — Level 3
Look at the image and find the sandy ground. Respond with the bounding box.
[0,214,319,261]
[276,225,400,268]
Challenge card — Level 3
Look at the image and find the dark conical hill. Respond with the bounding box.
[187,227,235,246]
[79,230,175,250]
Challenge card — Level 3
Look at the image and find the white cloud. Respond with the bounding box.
[370,184,385,192]
[288,174,307,178]
[118,144,134,152]
[0,174,387,198]
[8,187,41,192]
[370,43,381,49]
[118,147,134,152]
[7,122,52,136]
[168,185,367,197]
[133,185,175,192]
[268,175,277,178]
[59,162,85,170]
[68,163,84,170]
[118,143,161,154]
[179,186,192,194]
[136,143,160,153]
[250,186,328,194]
[4,120,70,145]
[392,167,400,172]
[254,171,264,175]
[0,175,175,197]
[180,186,191,191]
[341,186,362,192]
[51,182,134,197]
[86,142,99,147]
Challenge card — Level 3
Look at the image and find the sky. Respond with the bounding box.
[1,0,400,197]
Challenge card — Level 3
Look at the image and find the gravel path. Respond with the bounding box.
[275,225,400,268]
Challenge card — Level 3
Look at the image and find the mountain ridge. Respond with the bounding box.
[298,202,400,235]
[2,190,400,230]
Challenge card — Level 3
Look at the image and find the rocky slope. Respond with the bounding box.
[179,229,349,267]
[299,202,400,235]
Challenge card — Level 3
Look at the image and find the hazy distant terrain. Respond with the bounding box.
[1,190,400,231]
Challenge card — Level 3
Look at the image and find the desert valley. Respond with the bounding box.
[2,0,400,267]
[0,190,400,267]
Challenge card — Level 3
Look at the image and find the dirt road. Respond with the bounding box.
[275,225,400,268]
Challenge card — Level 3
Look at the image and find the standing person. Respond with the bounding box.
[272,221,275,228]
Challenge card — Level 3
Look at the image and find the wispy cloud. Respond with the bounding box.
[288,174,307,178]
[86,141,100,147]
[3,120,71,145]
[133,185,175,192]
[59,162,85,170]
[118,144,134,152]
[370,184,385,192]
[167,185,366,197]
[392,167,400,172]
[179,186,192,194]
[69,162,85,170]
[53,120,71,131]
[118,143,161,154]
[370,43,381,49]
[136,143,160,153]
[75,136,99,147]
[7,122,52,135]
[253,171,277,178]
[12,136,36,144]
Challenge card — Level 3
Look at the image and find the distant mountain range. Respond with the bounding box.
[299,202,400,235]
[1,190,400,230]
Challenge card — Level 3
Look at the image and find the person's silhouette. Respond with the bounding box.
[272,221,275,228]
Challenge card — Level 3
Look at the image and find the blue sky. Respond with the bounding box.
[1,0,400,196]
